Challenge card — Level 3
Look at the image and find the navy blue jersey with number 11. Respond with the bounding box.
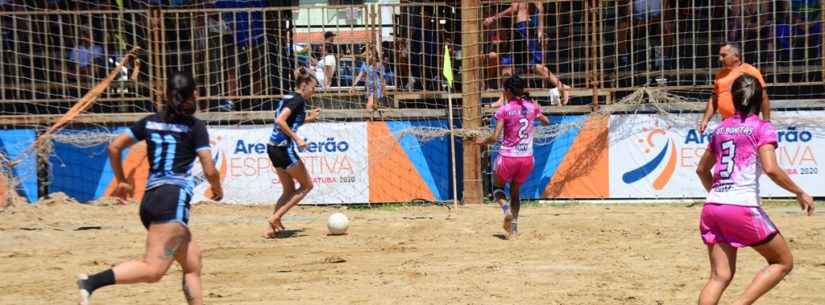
[127,114,211,194]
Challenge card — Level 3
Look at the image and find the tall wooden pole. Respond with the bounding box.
[461,0,482,204]
[150,8,163,111]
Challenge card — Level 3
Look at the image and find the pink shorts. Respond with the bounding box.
[494,156,534,184]
[700,203,779,248]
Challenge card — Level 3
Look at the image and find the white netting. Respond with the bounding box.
[0,1,823,204]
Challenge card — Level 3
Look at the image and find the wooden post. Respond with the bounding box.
[590,0,600,111]
[461,0,482,204]
[150,8,163,111]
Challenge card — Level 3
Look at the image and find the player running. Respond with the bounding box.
[477,75,550,238]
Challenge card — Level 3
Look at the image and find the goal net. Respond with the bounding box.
[0,1,823,205]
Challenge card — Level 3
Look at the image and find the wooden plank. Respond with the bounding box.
[0,108,448,126]
[461,0,483,205]
[480,100,825,116]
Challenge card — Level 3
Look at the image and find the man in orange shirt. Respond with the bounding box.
[698,43,771,134]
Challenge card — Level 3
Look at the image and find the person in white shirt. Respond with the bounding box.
[313,31,337,88]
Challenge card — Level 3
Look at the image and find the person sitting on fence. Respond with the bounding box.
[484,1,570,105]
[485,29,514,90]
[349,46,384,111]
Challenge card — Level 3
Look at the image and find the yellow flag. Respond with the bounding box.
[442,45,454,88]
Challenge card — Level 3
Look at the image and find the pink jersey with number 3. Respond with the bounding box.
[706,115,778,207]
[495,98,541,158]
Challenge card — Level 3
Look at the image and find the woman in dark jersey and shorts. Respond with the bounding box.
[266,68,321,238]
[76,72,223,305]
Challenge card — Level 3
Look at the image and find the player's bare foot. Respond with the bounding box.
[265,217,285,238]
[510,221,519,238]
[503,212,514,238]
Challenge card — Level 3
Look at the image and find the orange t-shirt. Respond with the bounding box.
[713,63,767,118]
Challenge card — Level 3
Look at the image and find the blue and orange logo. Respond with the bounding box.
[622,122,677,190]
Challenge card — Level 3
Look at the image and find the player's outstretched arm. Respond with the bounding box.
[197,150,223,201]
[695,148,714,192]
[761,92,771,121]
[275,107,306,149]
[108,133,136,182]
[108,133,137,198]
[758,145,814,215]
[484,3,517,26]
[477,120,504,145]
[537,112,550,126]
[306,108,321,122]
[699,96,716,134]
[487,94,505,109]
[349,71,365,94]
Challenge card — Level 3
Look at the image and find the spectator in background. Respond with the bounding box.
[729,0,775,51]
[194,14,231,97]
[69,32,104,82]
[617,0,675,70]
[698,43,771,134]
[394,38,413,91]
[483,1,570,105]
[350,46,384,111]
[485,29,514,90]
[215,0,266,97]
[316,31,337,88]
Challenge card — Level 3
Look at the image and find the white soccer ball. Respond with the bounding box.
[327,213,349,235]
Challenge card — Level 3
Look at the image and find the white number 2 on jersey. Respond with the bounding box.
[517,118,529,139]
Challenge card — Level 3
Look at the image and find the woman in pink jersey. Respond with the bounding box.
[695,74,814,305]
[477,75,549,238]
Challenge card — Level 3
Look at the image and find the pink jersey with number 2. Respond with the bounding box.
[705,115,778,207]
[495,97,541,158]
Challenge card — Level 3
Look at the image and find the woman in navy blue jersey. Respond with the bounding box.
[76,72,223,305]
[266,67,321,238]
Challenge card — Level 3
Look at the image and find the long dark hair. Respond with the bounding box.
[730,74,762,120]
[163,71,197,121]
[503,74,526,99]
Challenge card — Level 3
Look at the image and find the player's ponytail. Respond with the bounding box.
[731,74,762,121]
[294,67,317,88]
[163,71,197,121]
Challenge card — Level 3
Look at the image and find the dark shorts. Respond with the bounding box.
[267,144,300,169]
[139,184,192,230]
[515,21,543,67]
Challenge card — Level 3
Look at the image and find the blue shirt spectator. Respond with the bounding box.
[357,61,384,98]
[215,0,266,45]
[69,37,103,68]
